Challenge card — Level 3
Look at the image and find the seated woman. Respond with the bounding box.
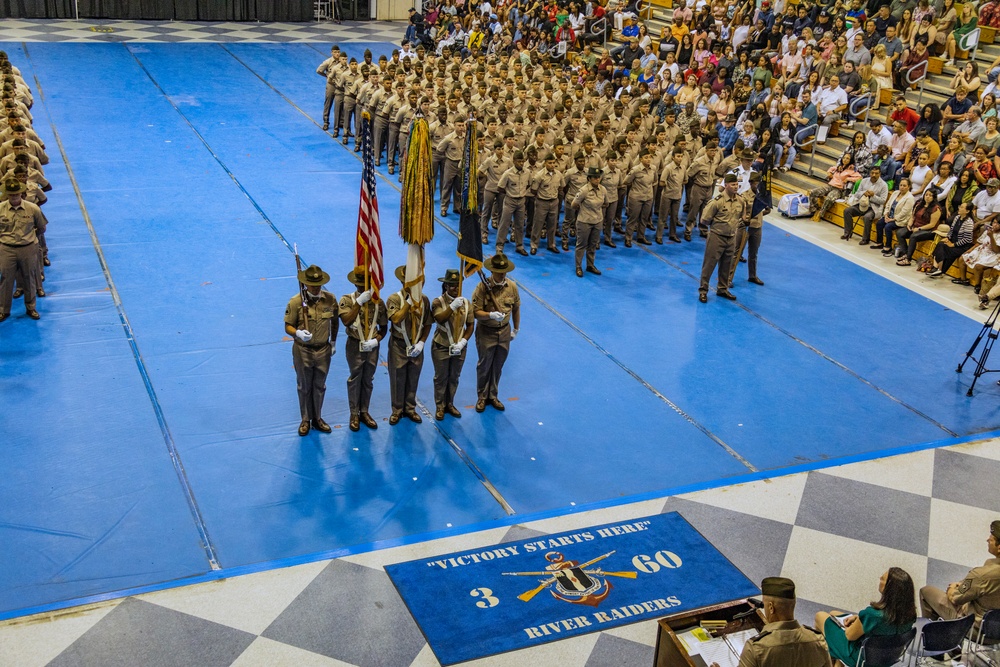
[816,567,917,667]
[925,161,958,203]
[908,151,935,195]
[953,61,982,100]
[954,220,1000,292]
[843,131,874,175]
[774,112,797,171]
[896,188,944,265]
[872,177,915,250]
[810,154,863,222]
[966,144,999,186]
[930,201,976,278]
[935,135,970,175]
[945,1,978,67]
[982,0,1000,29]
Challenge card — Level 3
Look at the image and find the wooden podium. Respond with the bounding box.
[653,598,766,666]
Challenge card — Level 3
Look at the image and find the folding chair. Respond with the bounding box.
[910,614,976,665]
[969,609,1000,667]
[858,628,916,667]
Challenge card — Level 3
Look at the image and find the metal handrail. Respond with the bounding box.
[905,59,929,108]
[960,27,982,62]
[849,92,872,124]
[591,17,607,49]
[794,122,819,175]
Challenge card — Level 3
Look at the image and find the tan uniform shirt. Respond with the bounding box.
[702,191,747,236]
[952,557,1000,619]
[532,168,562,200]
[659,161,687,199]
[688,153,720,187]
[431,293,475,346]
[316,56,336,83]
[625,164,656,201]
[742,187,767,229]
[385,292,433,344]
[338,293,388,340]
[498,166,531,198]
[571,182,612,224]
[437,132,465,161]
[601,166,623,193]
[284,291,338,347]
[472,279,520,329]
[562,166,588,200]
[738,620,832,667]
[0,199,45,245]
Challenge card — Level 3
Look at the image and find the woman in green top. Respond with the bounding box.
[816,568,917,667]
[945,1,978,66]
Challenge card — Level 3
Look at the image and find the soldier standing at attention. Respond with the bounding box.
[711,577,831,667]
[430,269,475,421]
[529,152,562,255]
[623,149,656,247]
[496,151,531,257]
[472,253,520,413]
[570,166,610,277]
[685,140,721,240]
[699,173,746,303]
[284,264,339,436]
[385,266,433,425]
[729,171,768,289]
[315,45,340,133]
[339,267,387,432]
[0,179,44,321]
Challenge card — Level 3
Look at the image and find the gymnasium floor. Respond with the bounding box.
[1,19,1000,667]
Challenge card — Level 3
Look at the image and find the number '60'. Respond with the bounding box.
[632,550,683,573]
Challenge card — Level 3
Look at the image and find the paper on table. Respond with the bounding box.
[676,627,740,667]
[723,628,758,658]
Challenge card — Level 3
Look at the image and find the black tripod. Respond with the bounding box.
[956,298,1000,396]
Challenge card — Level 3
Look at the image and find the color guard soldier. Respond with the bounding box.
[711,577,831,667]
[699,173,746,303]
[284,264,339,436]
[430,269,475,420]
[570,166,610,277]
[472,253,520,412]
[385,266,433,425]
[339,267,388,432]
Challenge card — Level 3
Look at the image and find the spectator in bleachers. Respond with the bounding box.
[929,200,976,277]
[844,165,890,241]
[944,0,978,66]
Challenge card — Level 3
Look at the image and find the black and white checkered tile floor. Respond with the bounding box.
[0,18,406,43]
[3,437,998,666]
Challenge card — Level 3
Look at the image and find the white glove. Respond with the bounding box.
[511,328,518,340]
[331,340,337,355]
[408,340,425,358]
[295,329,313,343]
[357,289,373,305]
[450,338,468,356]
[450,296,466,311]
[361,338,377,352]
[489,311,504,322]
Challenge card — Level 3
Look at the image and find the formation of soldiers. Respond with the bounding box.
[315,43,769,295]
[285,254,520,435]
[0,51,51,323]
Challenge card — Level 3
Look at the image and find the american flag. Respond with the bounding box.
[356,112,384,295]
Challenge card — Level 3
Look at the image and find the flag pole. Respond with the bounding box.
[458,258,465,296]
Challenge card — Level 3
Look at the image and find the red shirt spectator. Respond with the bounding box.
[891,105,921,133]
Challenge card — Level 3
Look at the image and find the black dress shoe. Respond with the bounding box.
[405,410,422,423]
[548,245,560,253]
[322,122,329,131]
[530,247,537,255]
[625,239,633,248]
[12,288,22,299]
[654,237,663,244]
[349,414,360,432]
[389,411,402,425]
[43,257,50,266]
[604,238,617,248]
[312,418,332,433]
[298,420,310,436]
[870,243,883,250]
[669,236,681,243]
[446,404,462,418]
[748,276,765,286]
[717,291,737,301]
[684,233,692,241]
[0,312,7,322]
[515,248,528,256]
[332,130,340,138]
[586,266,601,275]
[576,267,584,277]
[388,166,394,175]
[475,398,486,413]
[490,398,505,411]
[636,236,651,245]
[36,289,45,297]
[698,294,708,303]
[435,407,445,421]
[26,309,40,319]
[360,413,378,429]
[858,239,869,245]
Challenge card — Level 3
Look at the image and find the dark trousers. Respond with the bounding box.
[293,342,332,422]
[843,205,875,239]
[902,229,937,260]
[686,184,713,235]
[387,336,423,414]
[0,242,39,313]
[576,221,601,269]
[431,340,467,409]
[730,225,762,285]
[345,337,378,416]
[700,230,736,295]
[657,195,681,241]
[531,198,559,250]
[322,82,335,125]
[476,324,511,401]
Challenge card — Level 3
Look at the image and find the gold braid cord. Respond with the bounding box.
[400,116,434,245]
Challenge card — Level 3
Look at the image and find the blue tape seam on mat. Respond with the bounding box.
[21,43,221,571]
[214,43,518,516]
[636,244,960,437]
[218,43,757,475]
[5,425,997,623]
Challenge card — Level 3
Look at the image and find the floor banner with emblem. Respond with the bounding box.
[385,512,760,665]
